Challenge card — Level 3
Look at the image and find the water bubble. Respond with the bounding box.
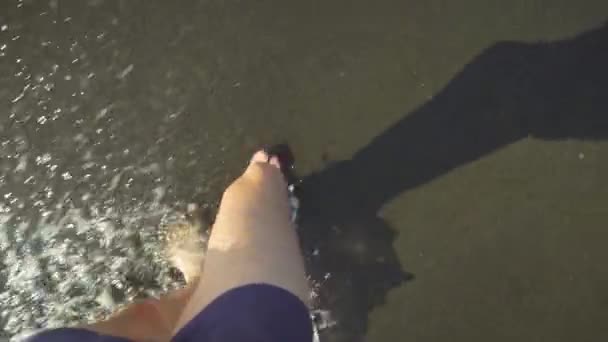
[82,162,95,169]
[117,64,134,79]
[108,173,122,191]
[35,153,52,165]
[96,107,109,120]
[11,92,25,103]
[15,155,28,172]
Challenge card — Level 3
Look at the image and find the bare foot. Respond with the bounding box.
[165,204,207,283]
[250,150,281,169]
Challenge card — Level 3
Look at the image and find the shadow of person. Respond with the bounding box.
[296,22,608,342]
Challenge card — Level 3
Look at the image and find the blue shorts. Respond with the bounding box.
[28,284,312,342]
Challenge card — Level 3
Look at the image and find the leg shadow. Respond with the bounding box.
[296,21,608,341]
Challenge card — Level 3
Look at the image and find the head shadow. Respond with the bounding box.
[294,22,608,341]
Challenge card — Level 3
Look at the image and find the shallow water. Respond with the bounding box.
[2,0,608,341]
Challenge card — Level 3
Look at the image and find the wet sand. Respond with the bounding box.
[1,0,608,340]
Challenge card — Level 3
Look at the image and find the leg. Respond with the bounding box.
[83,285,196,341]
[173,151,309,333]
[84,213,206,341]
